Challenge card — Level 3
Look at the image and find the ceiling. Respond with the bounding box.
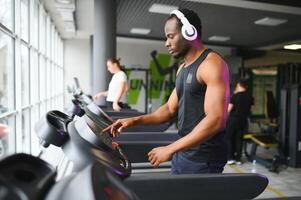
[44,0,301,50]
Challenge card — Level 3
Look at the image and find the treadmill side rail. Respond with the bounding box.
[124,173,268,200]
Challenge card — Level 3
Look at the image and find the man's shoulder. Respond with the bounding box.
[199,52,228,75]
[196,51,229,83]
[203,51,226,67]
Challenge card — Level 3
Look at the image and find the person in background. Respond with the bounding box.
[0,123,7,139]
[94,58,129,112]
[226,79,253,165]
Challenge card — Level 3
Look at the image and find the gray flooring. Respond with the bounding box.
[163,125,301,199]
[224,156,301,199]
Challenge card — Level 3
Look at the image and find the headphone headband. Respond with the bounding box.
[170,10,197,41]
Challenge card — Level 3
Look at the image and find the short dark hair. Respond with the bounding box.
[168,8,202,40]
[237,79,248,88]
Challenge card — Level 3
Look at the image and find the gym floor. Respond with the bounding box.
[166,126,301,199]
[224,150,301,199]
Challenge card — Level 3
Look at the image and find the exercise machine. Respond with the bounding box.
[35,105,268,200]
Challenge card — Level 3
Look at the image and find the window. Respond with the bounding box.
[0,31,14,113]
[30,50,39,104]
[21,44,29,106]
[21,109,30,153]
[21,0,29,42]
[39,56,46,101]
[0,0,13,30]
[46,60,51,99]
[46,16,51,57]
[0,0,64,165]
[30,106,40,155]
[39,8,46,53]
[33,2,39,48]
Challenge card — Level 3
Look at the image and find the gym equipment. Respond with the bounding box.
[277,63,301,168]
[0,153,56,200]
[84,102,171,133]
[246,91,288,172]
[279,84,301,167]
[36,108,268,200]
[0,153,139,200]
[46,162,139,200]
[35,110,131,179]
[115,132,179,163]
[70,74,175,132]
[125,173,267,200]
[244,63,301,172]
[35,105,268,200]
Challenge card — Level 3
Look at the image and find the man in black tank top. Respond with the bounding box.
[104,9,230,174]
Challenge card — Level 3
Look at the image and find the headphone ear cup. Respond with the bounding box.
[181,25,197,41]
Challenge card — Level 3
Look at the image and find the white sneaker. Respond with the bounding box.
[227,160,235,165]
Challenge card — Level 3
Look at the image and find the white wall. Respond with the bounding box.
[64,39,91,105]
[117,37,169,68]
[117,37,169,112]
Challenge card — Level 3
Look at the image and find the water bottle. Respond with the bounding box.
[251,160,257,173]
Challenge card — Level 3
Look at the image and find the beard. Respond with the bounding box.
[173,44,190,59]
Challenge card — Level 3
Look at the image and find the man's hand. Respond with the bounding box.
[148,146,173,167]
[103,118,136,137]
[113,102,121,112]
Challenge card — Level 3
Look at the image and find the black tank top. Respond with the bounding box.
[175,49,227,162]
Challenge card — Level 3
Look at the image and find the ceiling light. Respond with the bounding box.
[149,3,178,14]
[55,0,72,4]
[254,17,287,26]
[208,36,230,42]
[130,28,151,35]
[284,44,301,50]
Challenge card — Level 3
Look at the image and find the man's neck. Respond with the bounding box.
[183,42,205,66]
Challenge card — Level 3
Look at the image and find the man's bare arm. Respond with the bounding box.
[136,88,178,125]
[166,54,230,154]
[103,89,178,135]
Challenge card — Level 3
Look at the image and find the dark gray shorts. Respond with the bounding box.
[171,152,226,174]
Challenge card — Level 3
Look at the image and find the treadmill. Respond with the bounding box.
[35,107,269,200]
[0,153,139,200]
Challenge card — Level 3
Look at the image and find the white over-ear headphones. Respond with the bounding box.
[170,10,198,41]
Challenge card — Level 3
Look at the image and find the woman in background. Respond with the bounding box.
[94,58,128,111]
